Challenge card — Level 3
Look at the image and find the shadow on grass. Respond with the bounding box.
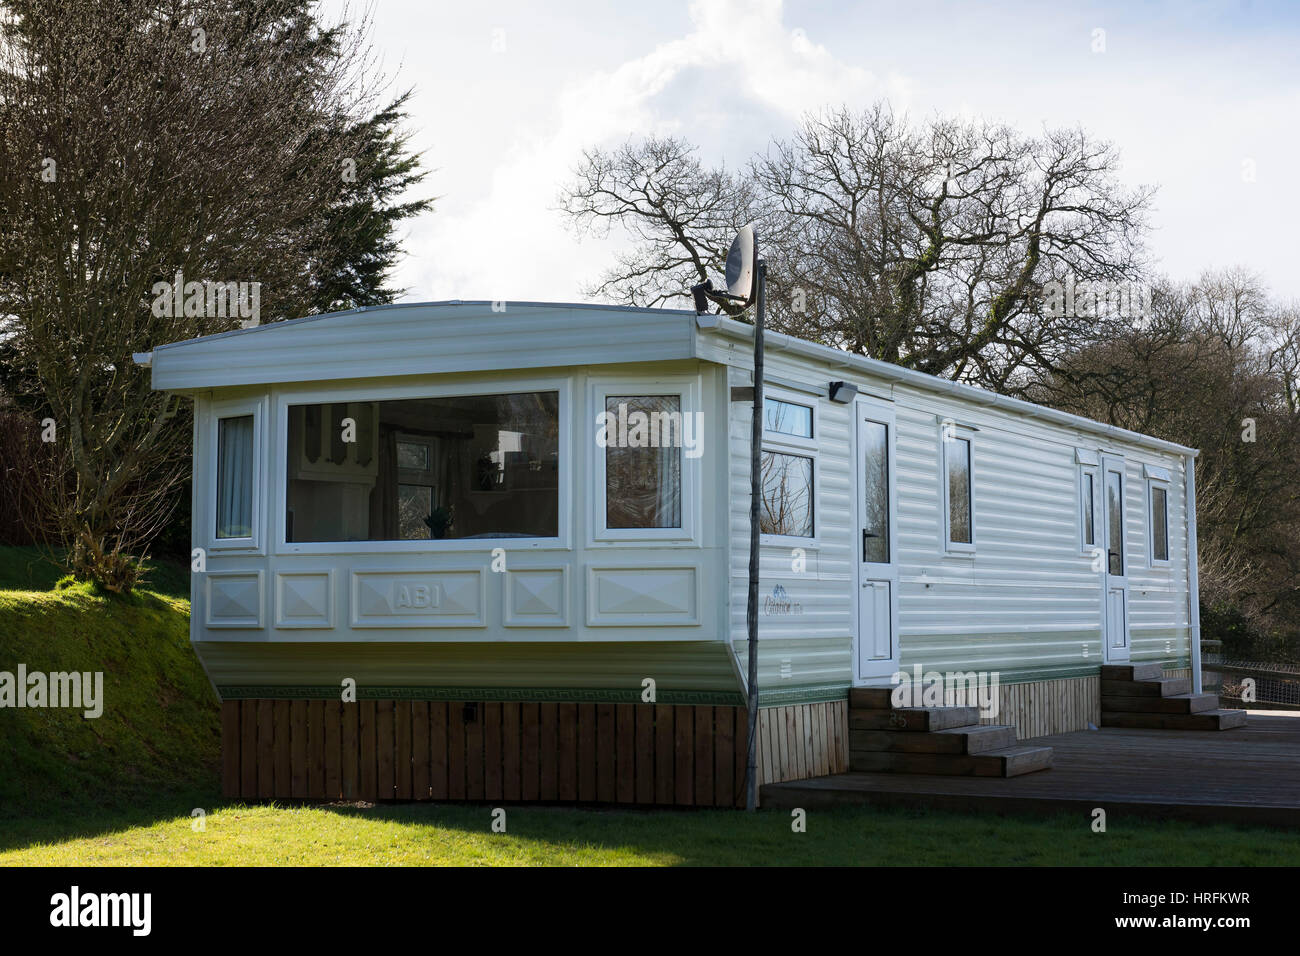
[0,785,228,854]
[7,792,1300,866]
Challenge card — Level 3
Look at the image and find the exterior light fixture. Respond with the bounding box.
[829,381,858,404]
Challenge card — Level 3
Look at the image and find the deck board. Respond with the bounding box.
[762,712,1300,826]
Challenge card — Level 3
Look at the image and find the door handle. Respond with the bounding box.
[862,529,879,561]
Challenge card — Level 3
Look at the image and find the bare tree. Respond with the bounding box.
[560,104,1153,391]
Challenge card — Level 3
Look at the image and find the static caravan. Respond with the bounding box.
[138,300,1226,806]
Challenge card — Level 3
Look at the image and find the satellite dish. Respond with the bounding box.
[725,224,758,304]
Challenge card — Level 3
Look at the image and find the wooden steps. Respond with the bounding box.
[848,693,1051,778]
[1101,709,1248,731]
[1099,664,1246,731]
[851,745,1054,777]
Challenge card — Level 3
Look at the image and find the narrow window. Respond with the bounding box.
[1106,468,1124,575]
[945,433,972,546]
[1150,484,1169,562]
[861,420,889,562]
[1081,471,1096,547]
[760,450,814,537]
[605,394,682,529]
[216,415,255,539]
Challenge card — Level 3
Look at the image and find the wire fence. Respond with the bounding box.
[1202,641,1300,709]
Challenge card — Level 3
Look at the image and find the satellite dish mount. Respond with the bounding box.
[690,224,765,812]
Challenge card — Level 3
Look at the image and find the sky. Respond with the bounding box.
[323,0,1300,305]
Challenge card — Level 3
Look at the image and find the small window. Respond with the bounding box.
[942,427,973,549]
[760,450,814,537]
[216,415,255,539]
[764,398,813,439]
[604,394,683,530]
[1080,468,1097,548]
[1150,483,1169,563]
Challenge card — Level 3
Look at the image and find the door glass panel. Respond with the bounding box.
[862,420,889,563]
[1106,468,1123,575]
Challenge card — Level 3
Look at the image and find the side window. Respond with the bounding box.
[212,403,262,548]
[761,392,817,540]
[604,394,683,530]
[1079,465,1100,555]
[216,415,255,539]
[1145,465,1171,566]
[941,421,975,552]
[592,379,699,542]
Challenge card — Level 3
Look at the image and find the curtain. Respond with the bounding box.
[369,426,399,539]
[216,415,254,538]
[657,441,681,527]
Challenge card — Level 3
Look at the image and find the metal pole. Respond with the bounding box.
[745,261,766,811]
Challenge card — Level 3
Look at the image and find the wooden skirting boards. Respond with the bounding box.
[756,700,848,785]
[222,699,750,807]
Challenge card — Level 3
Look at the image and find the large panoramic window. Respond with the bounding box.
[216,415,255,539]
[285,391,559,542]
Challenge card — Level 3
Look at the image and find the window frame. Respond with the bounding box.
[589,375,701,545]
[1145,465,1172,568]
[274,376,571,555]
[1075,448,1101,560]
[759,386,820,546]
[206,395,267,554]
[939,419,976,555]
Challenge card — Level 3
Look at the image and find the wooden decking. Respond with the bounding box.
[762,711,1300,827]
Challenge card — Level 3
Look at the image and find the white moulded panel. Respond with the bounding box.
[586,565,700,627]
[274,570,334,629]
[503,567,569,628]
[205,570,264,629]
[350,568,486,628]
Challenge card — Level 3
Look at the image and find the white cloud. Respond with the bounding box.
[394,0,889,304]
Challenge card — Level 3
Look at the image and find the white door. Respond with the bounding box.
[1101,454,1130,662]
[855,398,900,683]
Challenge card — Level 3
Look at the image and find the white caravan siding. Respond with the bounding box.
[716,337,1191,695]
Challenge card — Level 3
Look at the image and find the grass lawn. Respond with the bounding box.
[4,796,1300,866]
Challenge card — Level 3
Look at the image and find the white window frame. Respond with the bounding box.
[206,395,268,555]
[1075,448,1101,558]
[274,376,571,555]
[589,375,701,545]
[939,419,976,555]
[1144,464,1172,568]
[759,386,819,547]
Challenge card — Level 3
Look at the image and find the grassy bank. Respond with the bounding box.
[0,546,218,817]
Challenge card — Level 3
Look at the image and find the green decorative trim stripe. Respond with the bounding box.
[217,685,747,706]
[756,682,849,707]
